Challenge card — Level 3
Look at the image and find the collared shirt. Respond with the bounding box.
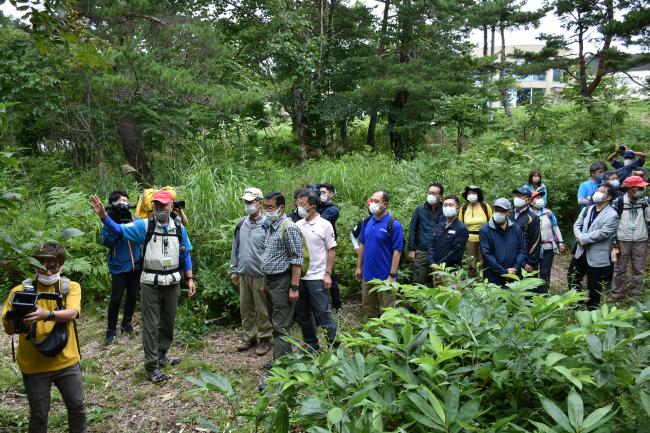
[613,158,644,180]
[296,214,337,280]
[261,215,303,275]
[230,214,268,277]
[428,218,469,267]
[360,212,404,281]
[577,179,601,209]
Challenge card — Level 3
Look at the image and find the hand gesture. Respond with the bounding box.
[355,267,362,282]
[89,195,107,219]
[507,268,517,275]
[187,279,197,298]
[323,273,332,290]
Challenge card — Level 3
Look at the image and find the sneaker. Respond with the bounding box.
[121,324,135,336]
[104,331,116,345]
[237,339,256,352]
[147,367,168,383]
[159,354,181,367]
[255,340,271,356]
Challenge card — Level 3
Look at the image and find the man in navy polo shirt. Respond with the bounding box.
[354,190,404,319]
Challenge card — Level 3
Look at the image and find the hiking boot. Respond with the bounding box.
[255,340,271,356]
[237,339,256,352]
[121,324,136,336]
[104,331,116,345]
[159,353,181,367]
[147,368,168,383]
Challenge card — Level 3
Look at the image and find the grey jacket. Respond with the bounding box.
[230,215,267,277]
[573,204,619,268]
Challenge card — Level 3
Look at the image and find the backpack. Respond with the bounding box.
[280,219,310,274]
[134,186,177,220]
[360,215,406,266]
[460,202,489,224]
[142,217,185,285]
[13,277,81,361]
[615,195,649,216]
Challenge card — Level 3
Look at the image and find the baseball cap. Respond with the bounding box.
[152,190,175,204]
[531,190,545,199]
[512,186,532,197]
[623,150,636,159]
[622,176,649,188]
[241,187,263,201]
[494,198,512,210]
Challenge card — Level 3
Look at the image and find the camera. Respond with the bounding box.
[173,200,185,210]
[6,289,39,334]
[617,144,628,156]
[105,203,135,224]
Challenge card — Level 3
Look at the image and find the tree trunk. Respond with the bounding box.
[456,124,464,154]
[367,109,377,151]
[389,89,409,159]
[366,0,390,152]
[117,116,153,184]
[482,24,488,57]
[499,25,513,121]
[293,88,309,160]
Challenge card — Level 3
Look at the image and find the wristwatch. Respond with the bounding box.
[46,311,55,321]
[290,284,300,291]
[389,272,397,278]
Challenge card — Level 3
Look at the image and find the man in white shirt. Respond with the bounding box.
[294,189,338,350]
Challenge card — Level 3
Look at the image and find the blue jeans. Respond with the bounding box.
[539,249,555,291]
[295,279,337,349]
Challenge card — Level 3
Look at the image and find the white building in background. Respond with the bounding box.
[613,64,650,98]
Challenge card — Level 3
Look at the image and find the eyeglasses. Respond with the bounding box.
[37,264,61,273]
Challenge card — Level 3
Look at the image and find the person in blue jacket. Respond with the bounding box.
[318,183,342,311]
[479,198,528,287]
[428,195,469,276]
[101,191,143,345]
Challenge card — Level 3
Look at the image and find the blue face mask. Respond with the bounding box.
[595,174,604,183]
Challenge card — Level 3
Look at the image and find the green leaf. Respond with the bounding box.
[553,366,583,390]
[306,427,331,433]
[567,388,584,429]
[60,227,84,240]
[545,352,567,368]
[444,384,460,425]
[327,407,343,426]
[196,417,220,432]
[636,366,650,385]
[575,310,593,327]
[581,405,613,432]
[274,403,290,433]
[429,332,443,353]
[540,395,572,432]
[299,396,329,418]
[528,420,559,433]
[585,334,602,360]
[407,392,444,426]
[200,370,235,397]
[640,392,650,417]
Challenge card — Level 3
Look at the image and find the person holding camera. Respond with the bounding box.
[90,190,196,383]
[2,242,87,433]
[607,144,646,181]
[102,191,143,345]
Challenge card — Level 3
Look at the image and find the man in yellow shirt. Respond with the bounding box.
[2,242,86,433]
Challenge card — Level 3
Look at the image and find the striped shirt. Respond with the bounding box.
[261,215,303,275]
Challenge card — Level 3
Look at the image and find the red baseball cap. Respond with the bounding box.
[622,176,649,188]
[152,190,175,204]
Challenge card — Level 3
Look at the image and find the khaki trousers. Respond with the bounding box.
[412,250,432,286]
[239,274,272,342]
[610,240,647,301]
[141,282,180,370]
[362,281,395,319]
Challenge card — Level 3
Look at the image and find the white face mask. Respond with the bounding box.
[266,209,281,221]
[38,272,60,286]
[608,179,620,188]
[245,203,258,215]
[320,193,330,203]
[533,198,544,208]
[493,212,507,224]
[427,194,438,205]
[467,193,478,203]
[513,197,527,208]
[592,191,606,203]
[443,207,457,218]
[634,190,646,199]
[532,176,541,184]
[297,206,309,219]
[624,159,633,167]
[154,210,170,223]
[368,202,383,215]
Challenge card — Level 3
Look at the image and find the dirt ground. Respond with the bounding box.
[0,254,630,433]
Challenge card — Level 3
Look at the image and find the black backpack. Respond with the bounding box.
[358,215,406,266]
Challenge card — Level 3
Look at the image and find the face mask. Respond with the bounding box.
[245,204,258,215]
[592,191,606,203]
[154,210,170,223]
[608,179,620,188]
[442,207,457,218]
[595,174,604,183]
[266,209,281,221]
[427,194,438,205]
[532,176,541,184]
[634,190,646,199]
[513,197,527,208]
[467,193,478,203]
[297,206,309,219]
[493,212,507,224]
[368,202,383,215]
[320,193,330,203]
[38,272,60,286]
[624,159,633,167]
[533,199,544,208]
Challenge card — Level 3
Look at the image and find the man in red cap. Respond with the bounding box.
[610,176,649,302]
[90,191,196,383]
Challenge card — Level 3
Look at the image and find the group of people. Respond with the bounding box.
[1,144,648,433]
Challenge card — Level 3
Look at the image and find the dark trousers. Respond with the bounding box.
[568,254,611,308]
[296,279,337,349]
[22,363,87,433]
[539,249,555,292]
[329,274,342,310]
[106,270,140,335]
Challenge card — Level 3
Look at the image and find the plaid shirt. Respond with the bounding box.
[261,215,303,275]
